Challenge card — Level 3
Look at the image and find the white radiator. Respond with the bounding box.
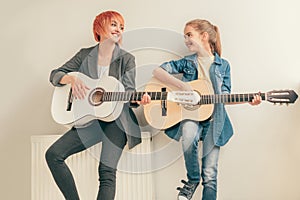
[31,134,154,200]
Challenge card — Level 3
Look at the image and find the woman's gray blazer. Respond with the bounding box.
[50,44,142,149]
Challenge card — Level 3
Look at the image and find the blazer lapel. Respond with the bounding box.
[108,44,121,80]
[86,45,99,79]
[83,43,122,80]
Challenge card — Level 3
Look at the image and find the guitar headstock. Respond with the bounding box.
[167,91,200,105]
[266,90,298,104]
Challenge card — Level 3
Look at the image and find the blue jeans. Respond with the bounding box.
[181,120,220,200]
[45,120,127,200]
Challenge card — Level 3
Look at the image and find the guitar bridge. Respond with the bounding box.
[66,88,73,111]
[161,87,167,116]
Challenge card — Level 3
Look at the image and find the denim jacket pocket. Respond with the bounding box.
[183,67,196,81]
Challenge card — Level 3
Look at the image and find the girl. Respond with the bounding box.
[46,11,150,200]
[153,19,261,200]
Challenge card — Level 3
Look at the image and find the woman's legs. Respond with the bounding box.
[97,121,127,200]
[46,120,127,200]
[45,121,102,200]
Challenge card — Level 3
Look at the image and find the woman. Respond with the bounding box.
[46,11,150,200]
[153,19,261,200]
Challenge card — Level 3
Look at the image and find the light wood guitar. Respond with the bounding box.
[51,72,298,129]
[143,77,298,129]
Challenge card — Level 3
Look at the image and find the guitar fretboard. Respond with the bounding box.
[200,93,266,104]
[102,91,168,101]
[102,92,266,104]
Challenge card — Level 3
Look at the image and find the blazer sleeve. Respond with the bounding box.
[49,49,85,87]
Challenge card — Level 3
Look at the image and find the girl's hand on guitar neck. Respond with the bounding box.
[60,75,90,100]
[249,94,262,106]
[228,94,262,106]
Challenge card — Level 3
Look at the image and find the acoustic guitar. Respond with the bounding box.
[143,77,298,129]
[51,72,199,126]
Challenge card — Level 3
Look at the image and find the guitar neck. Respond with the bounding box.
[103,92,267,104]
[103,91,167,101]
[200,93,266,104]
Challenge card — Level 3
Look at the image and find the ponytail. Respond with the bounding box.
[212,25,222,56]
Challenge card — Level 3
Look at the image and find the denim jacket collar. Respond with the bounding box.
[184,52,222,66]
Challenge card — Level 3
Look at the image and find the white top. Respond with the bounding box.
[197,56,214,80]
[98,66,109,79]
[197,56,214,94]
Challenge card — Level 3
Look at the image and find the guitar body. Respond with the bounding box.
[143,77,214,130]
[51,72,126,126]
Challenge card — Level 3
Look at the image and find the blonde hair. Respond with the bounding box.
[186,19,222,56]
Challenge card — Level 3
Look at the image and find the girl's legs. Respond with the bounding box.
[201,132,220,200]
[181,120,202,183]
[177,120,202,200]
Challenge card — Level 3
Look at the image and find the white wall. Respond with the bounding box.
[1,0,300,199]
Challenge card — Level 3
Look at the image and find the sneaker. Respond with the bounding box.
[177,179,199,200]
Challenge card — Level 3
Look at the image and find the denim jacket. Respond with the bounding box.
[160,52,233,146]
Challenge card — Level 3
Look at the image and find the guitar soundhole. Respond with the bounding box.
[89,88,104,106]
